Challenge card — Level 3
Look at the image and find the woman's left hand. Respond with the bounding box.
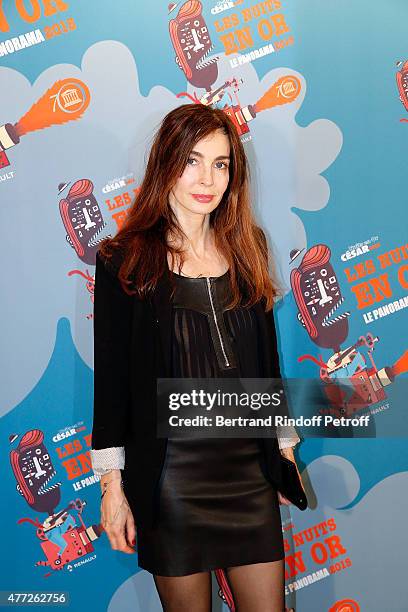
[277,491,292,505]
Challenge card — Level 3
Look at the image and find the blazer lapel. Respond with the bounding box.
[151,265,173,377]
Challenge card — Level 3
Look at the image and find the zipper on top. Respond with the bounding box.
[206,277,230,367]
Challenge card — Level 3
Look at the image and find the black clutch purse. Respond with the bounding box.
[275,454,308,511]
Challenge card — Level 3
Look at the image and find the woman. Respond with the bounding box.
[90,103,305,611]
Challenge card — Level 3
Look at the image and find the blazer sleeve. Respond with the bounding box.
[91,250,134,450]
[259,227,301,449]
[264,304,301,448]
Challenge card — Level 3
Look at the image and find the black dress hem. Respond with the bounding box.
[137,548,285,577]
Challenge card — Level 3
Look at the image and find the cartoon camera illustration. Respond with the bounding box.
[59,179,108,266]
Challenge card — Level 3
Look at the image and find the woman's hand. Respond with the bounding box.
[277,446,305,506]
[100,471,136,554]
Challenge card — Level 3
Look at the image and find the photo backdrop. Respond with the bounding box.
[1,1,407,610]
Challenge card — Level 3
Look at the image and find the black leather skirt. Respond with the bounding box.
[136,436,285,576]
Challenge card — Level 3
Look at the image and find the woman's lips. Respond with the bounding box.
[191,194,214,203]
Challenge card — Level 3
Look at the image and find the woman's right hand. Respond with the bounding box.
[100,471,136,554]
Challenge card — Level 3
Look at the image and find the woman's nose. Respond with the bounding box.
[199,165,214,186]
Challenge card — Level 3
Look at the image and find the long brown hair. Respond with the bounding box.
[98,103,281,311]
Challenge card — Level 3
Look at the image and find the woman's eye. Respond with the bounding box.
[215,161,228,169]
[187,157,197,165]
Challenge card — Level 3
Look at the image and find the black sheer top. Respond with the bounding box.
[170,270,261,378]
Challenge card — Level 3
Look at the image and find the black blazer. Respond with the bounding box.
[91,250,287,529]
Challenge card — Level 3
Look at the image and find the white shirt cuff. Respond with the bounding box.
[90,446,125,476]
[277,425,301,449]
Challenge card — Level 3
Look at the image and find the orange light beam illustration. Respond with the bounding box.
[15,78,90,137]
[254,75,301,113]
[0,78,91,155]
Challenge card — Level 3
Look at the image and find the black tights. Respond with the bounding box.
[153,558,292,612]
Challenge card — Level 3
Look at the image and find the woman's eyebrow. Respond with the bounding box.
[190,150,230,161]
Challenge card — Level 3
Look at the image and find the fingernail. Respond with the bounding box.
[132,538,136,546]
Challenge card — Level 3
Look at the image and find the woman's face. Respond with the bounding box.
[169,129,231,218]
